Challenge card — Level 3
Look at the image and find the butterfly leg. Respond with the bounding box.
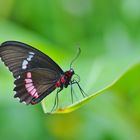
[71,80,88,97]
[70,82,74,103]
[51,87,63,112]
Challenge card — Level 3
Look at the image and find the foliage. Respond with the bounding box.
[0,0,140,140]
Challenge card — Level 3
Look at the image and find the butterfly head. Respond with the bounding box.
[65,68,75,78]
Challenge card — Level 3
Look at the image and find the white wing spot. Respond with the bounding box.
[22,60,28,69]
[17,75,20,79]
[16,97,20,101]
[27,54,34,61]
[22,101,27,105]
[21,52,35,70]
[29,52,35,55]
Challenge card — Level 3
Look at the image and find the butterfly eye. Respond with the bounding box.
[70,68,74,72]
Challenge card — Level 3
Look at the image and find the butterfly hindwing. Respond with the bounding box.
[14,68,58,104]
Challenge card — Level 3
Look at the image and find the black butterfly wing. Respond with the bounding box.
[0,41,64,104]
[0,41,64,78]
[14,68,58,104]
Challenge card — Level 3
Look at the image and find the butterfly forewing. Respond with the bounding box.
[0,41,63,78]
[0,41,64,104]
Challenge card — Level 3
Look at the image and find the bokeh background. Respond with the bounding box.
[0,0,140,140]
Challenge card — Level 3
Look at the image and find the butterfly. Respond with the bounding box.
[0,41,85,107]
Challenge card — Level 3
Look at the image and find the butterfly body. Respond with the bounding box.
[55,69,74,89]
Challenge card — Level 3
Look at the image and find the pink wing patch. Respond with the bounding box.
[25,72,39,98]
[27,72,32,78]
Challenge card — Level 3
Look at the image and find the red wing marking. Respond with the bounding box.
[24,72,39,98]
[55,80,61,88]
[61,76,66,83]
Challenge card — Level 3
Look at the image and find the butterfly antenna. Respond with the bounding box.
[70,47,81,69]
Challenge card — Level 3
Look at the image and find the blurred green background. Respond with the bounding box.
[0,0,140,140]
